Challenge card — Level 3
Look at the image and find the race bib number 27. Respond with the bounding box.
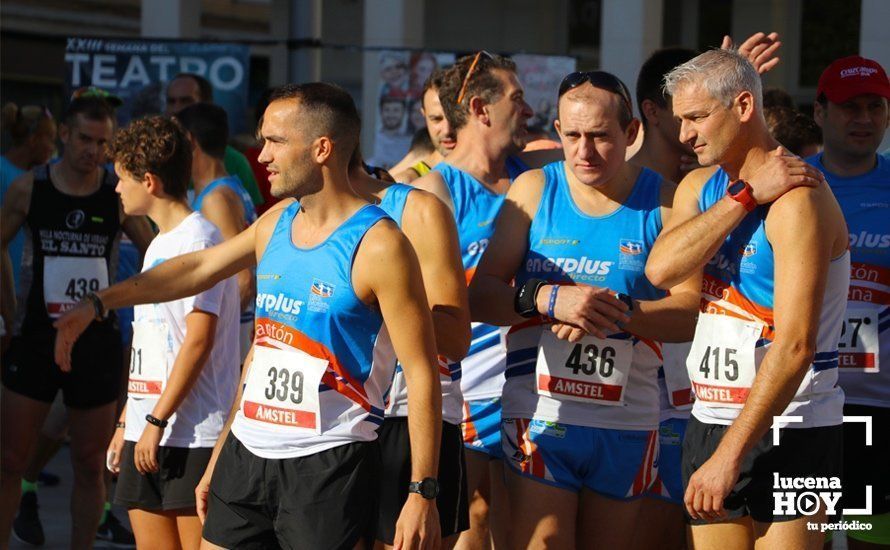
[837,306,880,373]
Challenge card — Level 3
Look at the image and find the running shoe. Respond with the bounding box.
[37,471,60,487]
[95,510,135,548]
[12,491,45,546]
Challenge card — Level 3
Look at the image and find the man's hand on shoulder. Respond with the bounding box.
[747,146,824,205]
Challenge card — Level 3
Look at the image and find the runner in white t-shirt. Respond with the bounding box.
[100,116,240,549]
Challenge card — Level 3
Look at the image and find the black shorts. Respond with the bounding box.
[682,416,842,524]
[1,326,122,409]
[842,404,890,515]
[202,433,380,550]
[376,419,469,544]
[114,441,212,511]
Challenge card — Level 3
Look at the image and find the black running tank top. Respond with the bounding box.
[14,164,121,336]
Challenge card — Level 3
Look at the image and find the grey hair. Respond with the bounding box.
[663,48,763,111]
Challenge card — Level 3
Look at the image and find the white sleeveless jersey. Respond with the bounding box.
[658,342,693,422]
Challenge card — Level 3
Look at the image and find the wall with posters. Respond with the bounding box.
[513,54,577,138]
[64,38,250,132]
[370,50,455,169]
[366,50,574,169]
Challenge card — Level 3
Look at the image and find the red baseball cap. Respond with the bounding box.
[817,55,890,103]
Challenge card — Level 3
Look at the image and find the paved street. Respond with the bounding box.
[9,445,133,550]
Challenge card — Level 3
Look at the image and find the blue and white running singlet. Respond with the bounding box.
[378,183,464,424]
[503,162,666,431]
[192,175,257,225]
[435,158,529,401]
[809,153,890,408]
[232,202,395,458]
[689,168,847,427]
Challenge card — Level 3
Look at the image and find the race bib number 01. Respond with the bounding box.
[535,331,633,405]
[687,313,761,408]
[127,321,170,397]
[240,345,327,434]
[837,306,880,373]
[44,256,108,318]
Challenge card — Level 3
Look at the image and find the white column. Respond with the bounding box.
[288,0,323,85]
[860,0,890,151]
[360,0,425,163]
[269,0,292,86]
[679,0,700,50]
[140,0,200,38]
[600,0,663,107]
[730,0,795,90]
[860,0,890,70]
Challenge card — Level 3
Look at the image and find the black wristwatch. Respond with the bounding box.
[145,414,168,429]
[514,278,547,318]
[408,477,440,499]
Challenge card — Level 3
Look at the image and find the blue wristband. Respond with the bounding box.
[547,285,559,319]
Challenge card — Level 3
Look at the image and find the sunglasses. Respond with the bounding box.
[558,71,633,114]
[19,105,53,121]
[363,163,395,183]
[71,86,123,106]
[456,50,495,105]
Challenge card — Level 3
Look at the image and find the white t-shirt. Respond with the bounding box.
[125,212,241,448]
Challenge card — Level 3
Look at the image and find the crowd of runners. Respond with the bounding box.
[0,29,888,550]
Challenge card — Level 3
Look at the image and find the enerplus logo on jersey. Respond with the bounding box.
[256,291,304,322]
[707,251,739,275]
[525,256,613,282]
[771,415,874,534]
[849,230,890,249]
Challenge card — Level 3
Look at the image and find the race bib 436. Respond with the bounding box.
[535,331,633,406]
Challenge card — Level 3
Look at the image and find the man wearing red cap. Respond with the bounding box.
[808,55,890,549]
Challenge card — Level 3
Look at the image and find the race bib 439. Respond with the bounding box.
[44,256,108,318]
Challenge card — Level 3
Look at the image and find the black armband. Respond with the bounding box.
[514,278,547,318]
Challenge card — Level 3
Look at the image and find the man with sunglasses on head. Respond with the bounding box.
[646,49,847,550]
[467,69,701,549]
[1,97,154,548]
[411,51,536,549]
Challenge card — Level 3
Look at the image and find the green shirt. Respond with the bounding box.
[224,145,263,207]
